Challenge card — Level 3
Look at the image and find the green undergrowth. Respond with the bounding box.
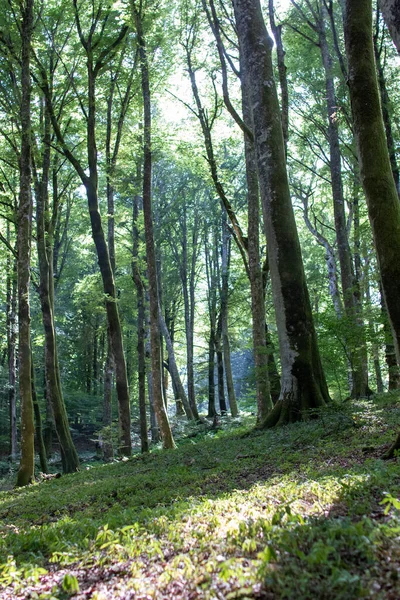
[0,396,399,599]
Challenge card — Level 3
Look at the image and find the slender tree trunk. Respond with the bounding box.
[220,220,238,416]
[344,0,400,365]
[102,340,114,460]
[43,382,53,458]
[208,334,217,418]
[318,6,368,398]
[241,69,274,419]
[6,246,17,460]
[159,307,194,420]
[373,28,400,195]
[215,313,227,415]
[268,0,289,152]
[165,308,185,416]
[134,3,175,449]
[146,334,160,444]
[31,353,48,473]
[16,0,35,487]
[233,0,330,426]
[132,195,149,453]
[35,108,80,474]
[380,283,400,389]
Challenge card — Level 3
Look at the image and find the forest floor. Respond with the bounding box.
[0,394,399,599]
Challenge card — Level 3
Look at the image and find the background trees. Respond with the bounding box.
[0,0,399,477]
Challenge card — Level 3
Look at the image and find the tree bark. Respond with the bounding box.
[380,0,400,53]
[233,0,330,426]
[6,244,17,460]
[373,22,400,195]
[16,0,35,487]
[220,219,238,416]
[318,5,368,398]
[133,2,175,449]
[159,307,194,420]
[34,106,80,474]
[344,0,400,365]
[241,64,274,419]
[31,353,48,473]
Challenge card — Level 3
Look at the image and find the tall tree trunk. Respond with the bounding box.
[318,5,368,398]
[220,219,238,416]
[344,0,400,363]
[85,60,132,454]
[268,0,289,153]
[102,341,114,460]
[6,244,17,460]
[16,0,35,487]
[132,195,149,453]
[215,313,227,415]
[133,2,175,449]
[35,107,80,474]
[344,0,400,455]
[373,23,400,195]
[41,7,132,456]
[233,0,330,426]
[241,67,274,419]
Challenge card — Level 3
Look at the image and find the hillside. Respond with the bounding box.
[1,395,399,599]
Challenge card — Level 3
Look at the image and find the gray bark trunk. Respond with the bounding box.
[380,0,400,52]
[233,0,330,426]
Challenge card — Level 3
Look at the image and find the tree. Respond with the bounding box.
[380,0,400,53]
[233,0,330,426]
[16,0,35,487]
[344,0,400,456]
[132,0,175,449]
[37,1,132,456]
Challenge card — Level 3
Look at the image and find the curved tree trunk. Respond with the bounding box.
[35,108,79,474]
[344,0,400,364]
[159,306,194,420]
[233,0,330,427]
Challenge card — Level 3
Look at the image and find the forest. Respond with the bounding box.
[0,0,400,597]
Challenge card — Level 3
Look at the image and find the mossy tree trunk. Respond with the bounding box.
[16,0,35,488]
[34,105,79,474]
[6,241,17,461]
[344,0,400,364]
[40,5,132,456]
[344,0,400,455]
[233,0,330,426]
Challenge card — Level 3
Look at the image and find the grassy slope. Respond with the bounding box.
[0,395,399,599]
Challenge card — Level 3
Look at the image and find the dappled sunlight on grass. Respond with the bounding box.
[0,397,399,598]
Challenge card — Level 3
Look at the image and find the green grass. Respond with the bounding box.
[0,396,399,599]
